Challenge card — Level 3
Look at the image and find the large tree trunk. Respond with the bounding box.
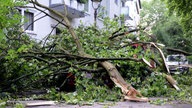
[100,61,130,94]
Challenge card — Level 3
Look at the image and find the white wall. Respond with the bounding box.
[125,0,141,29]
[24,0,55,41]
[23,0,140,40]
[72,0,126,28]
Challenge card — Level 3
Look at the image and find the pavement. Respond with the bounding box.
[6,98,192,108]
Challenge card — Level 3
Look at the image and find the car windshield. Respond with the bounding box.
[168,55,185,62]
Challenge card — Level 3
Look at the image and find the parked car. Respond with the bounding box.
[166,54,189,74]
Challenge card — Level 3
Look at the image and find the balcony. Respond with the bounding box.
[49,1,85,18]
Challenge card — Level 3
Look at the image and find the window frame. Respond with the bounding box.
[24,10,34,31]
[121,1,125,7]
[115,0,118,5]
[84,1,89,12]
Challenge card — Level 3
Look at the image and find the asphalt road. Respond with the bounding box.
[29,101,192,108]
[7,98,192,108]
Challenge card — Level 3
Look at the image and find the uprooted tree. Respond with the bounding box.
[0,0,187,102]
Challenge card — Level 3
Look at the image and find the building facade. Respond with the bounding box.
[124,0,141,29]
[21,0,141,40]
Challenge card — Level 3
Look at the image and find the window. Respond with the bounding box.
[84,1,89,12]
[135,2,139,14]
[70,0,73,6]
[24,11,34,31]
[56,27,62,35]
[121,1,125,7]
[115,0,118,5]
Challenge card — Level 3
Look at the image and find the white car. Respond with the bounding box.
[166,54,189,74]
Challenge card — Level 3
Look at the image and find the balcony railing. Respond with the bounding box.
[49,0,85,18]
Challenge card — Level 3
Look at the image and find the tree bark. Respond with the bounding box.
[100,61,131,94]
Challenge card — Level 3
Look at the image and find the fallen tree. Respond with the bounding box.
[27,0,183,101]
[0,0,185,103]
[26,0,150,101]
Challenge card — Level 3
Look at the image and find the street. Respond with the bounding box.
[8,98,192,108]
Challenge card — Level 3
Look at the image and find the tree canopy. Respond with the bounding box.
[140,0,192,52]
[162,0,192,37]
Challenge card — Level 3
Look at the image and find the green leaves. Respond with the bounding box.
[0,100,6,108]
[45,79,122,104]
[5,49,18,60]
[141,0,192,52]
[150,98,168,105]
[77,0,88,4]
[0,29,4,38]
[0,0,191,104]
[17,45,29,53]
[5,44,32,60]
[0,0,23,29]
[14,103,24,108]
[162,0,192,38]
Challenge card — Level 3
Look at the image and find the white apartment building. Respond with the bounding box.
[124,0,141,29]
[20,0,141,40]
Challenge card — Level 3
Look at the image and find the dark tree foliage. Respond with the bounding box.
[162,0,192,36]
[141,0,192,52]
